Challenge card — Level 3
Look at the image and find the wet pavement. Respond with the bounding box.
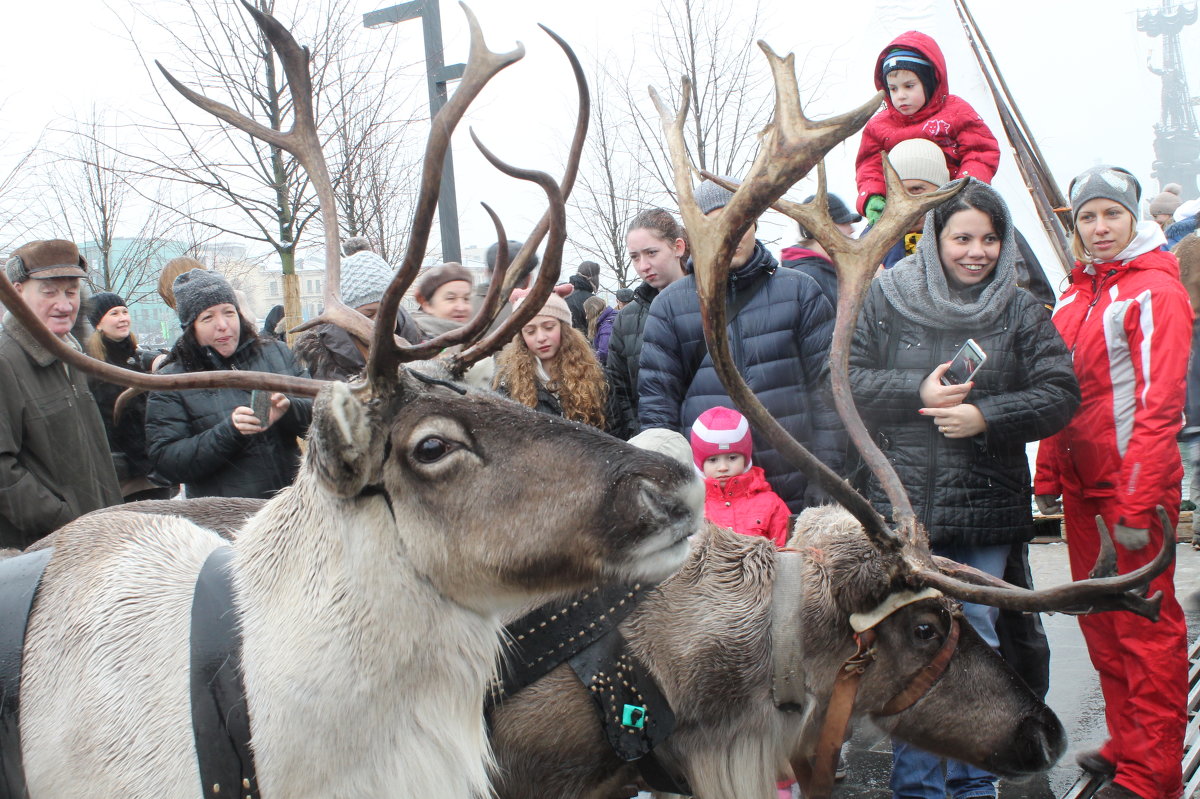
[833,542,1200,799]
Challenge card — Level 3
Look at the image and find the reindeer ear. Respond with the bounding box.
[309,381,383,498]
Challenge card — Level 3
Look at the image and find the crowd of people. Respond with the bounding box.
[0,27,1193,799]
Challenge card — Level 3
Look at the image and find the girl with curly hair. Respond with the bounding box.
[493,288,607,429]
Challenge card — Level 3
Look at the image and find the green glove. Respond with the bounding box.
[865,195,887,224]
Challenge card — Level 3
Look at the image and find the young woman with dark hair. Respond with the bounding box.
[850,178,1080,799]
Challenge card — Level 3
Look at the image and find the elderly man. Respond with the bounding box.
[0,240,121,547]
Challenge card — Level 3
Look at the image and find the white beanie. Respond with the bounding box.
[888,138,950,188]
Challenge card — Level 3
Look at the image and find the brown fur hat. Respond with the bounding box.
[414,262,473,306]
[6,240,88,282]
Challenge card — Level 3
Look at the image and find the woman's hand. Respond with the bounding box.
[231,405,263,436]
[920,363,973,408]
[267,392,291,428]
[920,403,987,439]
[1034,495,1062,515]
[231,393,289,435]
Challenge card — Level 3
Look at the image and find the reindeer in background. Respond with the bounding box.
[0,5,703,798]
[484,41,1177,799]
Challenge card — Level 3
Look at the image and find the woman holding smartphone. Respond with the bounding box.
[848,179,1079,799]
[145,269,312,499]
[1034,167,1189,799]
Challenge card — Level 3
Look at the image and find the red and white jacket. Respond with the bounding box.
[855,31,1000,215]
[703,466,791,549]
[1034,231,1193,529]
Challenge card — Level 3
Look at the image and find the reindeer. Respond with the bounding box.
[482,41,1177,799]
[0,5,702,799]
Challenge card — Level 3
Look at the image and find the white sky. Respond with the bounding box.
[0,0,1189,285]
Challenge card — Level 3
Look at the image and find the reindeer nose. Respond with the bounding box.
[998,707,1066,774]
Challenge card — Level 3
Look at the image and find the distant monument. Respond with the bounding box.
[1140,0,1200,199]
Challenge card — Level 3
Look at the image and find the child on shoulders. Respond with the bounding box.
[690,406,791,548]
[855,31,1000,223]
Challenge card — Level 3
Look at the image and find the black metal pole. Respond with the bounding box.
[364,0,465,262]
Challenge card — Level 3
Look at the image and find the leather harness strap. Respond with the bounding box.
[491,583,691,796]
[0,548,52,799]
[190,546,259,799]
[792,628,876,799]
[878,616,961,717]
[775,571,963,799]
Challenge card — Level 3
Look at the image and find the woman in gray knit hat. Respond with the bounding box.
[144,268,313,500]
[849,179,1080,799]
[1034,165,1190,799]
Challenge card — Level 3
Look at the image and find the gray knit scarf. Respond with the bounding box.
[876,182,1017,331]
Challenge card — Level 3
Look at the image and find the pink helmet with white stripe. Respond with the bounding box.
[689,406,753,472]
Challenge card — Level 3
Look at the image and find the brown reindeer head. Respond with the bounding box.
[650,41,1174,620]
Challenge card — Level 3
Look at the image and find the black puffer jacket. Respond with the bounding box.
[849,281,1079,546]
[604,281,658,440]
[639,243,843,511]
[146,337,313,499]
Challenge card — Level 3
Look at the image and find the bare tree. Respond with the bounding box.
[32,110,196,306]
[116,0,419,331]
[326,55,424,264]
[0,123,50,254]
[565,0,773,294]
[569,66,658,291]
[624,0,774,199]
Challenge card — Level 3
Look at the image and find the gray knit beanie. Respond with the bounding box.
[486,240,539,273]
[1069,165,1142,223]
[173,269,238,330]
[695,178,735,215]
[341,250,395,310]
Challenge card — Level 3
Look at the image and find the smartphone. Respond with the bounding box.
[941,339,987,386]
[250,390,273,425]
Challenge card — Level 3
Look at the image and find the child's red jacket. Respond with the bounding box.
[703,466,791,548]
[855,30,1000,214]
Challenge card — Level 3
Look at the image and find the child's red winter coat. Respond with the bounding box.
[855,30,1000,214]
[703,465,791,548]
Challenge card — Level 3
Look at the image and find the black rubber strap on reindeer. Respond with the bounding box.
[489,582,651,708]
[190,546,259,799]
[0,547,52,799]
[567,628,690,795]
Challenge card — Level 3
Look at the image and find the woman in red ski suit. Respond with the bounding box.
[1034,166,1190,799]
[855,31,1000,216]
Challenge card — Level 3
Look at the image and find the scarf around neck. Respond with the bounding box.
[876,181,1017,330]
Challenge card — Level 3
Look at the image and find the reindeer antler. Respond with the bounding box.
[448,22,591,376]
[699,164,965,551]
[158,1,367,349]
[920,508,1176,620]
[651,43,905,554]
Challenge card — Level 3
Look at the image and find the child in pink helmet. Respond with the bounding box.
[690,406,791,548]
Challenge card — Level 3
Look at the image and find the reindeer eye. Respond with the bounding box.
[414,436,452,463]
[913,623,938,641]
